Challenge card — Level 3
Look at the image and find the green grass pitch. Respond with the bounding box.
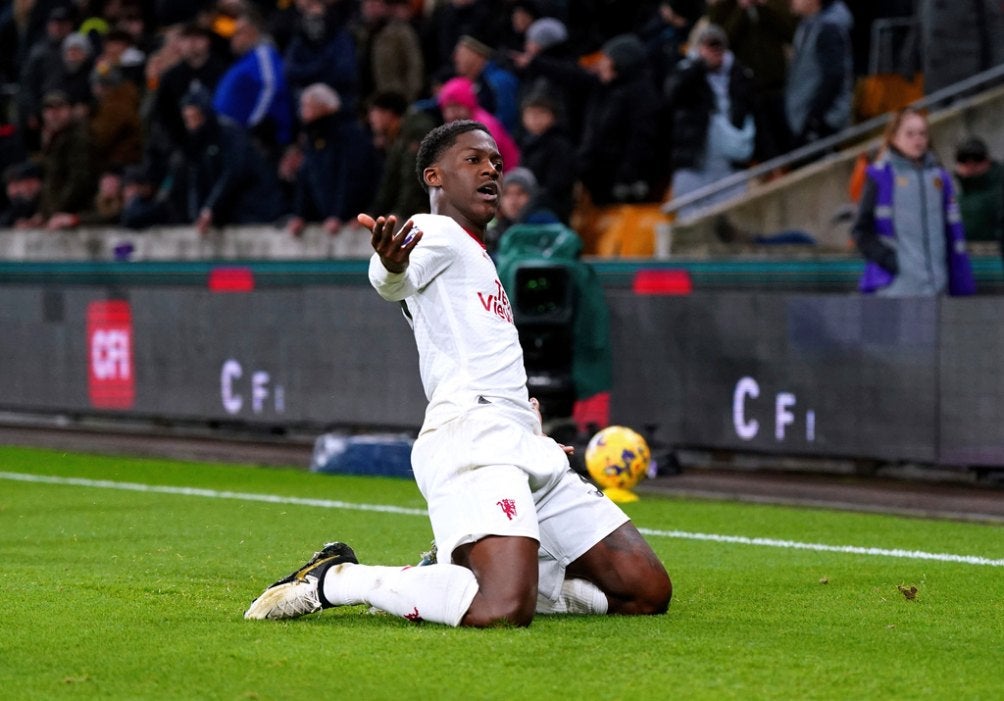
[1,445,1002,700]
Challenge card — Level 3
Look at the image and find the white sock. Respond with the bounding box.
[535,578,609,615]
[323,563,479,627]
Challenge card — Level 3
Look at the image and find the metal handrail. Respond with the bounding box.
[661,62,1004,218]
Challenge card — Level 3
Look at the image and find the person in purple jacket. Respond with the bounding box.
[853,107,975,297]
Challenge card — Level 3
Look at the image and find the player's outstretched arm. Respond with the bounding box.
[358,213,423,273]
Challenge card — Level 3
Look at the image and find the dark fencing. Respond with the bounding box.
[1,283,1001,467]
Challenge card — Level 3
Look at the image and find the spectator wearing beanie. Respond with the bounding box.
[511,17,587,142]
[51,32,95,112]
[486,165,559,251]
[525,17,568,55]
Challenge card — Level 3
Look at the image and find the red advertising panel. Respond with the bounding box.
[87,300,135,409]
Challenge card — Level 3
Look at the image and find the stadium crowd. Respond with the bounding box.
[0,0,929,239]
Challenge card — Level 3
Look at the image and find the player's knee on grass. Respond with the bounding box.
[454,535,540,628]
[569,524,672,615]
[462,585,538,627]
[630,562,672,615]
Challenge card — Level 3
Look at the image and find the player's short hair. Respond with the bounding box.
[415,120,491,192]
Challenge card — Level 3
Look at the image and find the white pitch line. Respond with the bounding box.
[0,471,426,516]
[3,471,1003,567]
[635,528,1004,567]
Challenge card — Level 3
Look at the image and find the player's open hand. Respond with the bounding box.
[358,213,422,273]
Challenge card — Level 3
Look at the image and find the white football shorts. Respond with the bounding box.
[411,399,630,603]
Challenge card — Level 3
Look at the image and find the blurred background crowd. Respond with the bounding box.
[0,0,996,248]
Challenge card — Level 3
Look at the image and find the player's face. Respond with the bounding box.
[429,129,502,229]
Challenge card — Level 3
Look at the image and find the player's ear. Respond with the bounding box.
[423,165,441,189]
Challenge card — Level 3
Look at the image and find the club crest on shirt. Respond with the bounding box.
[477,279,513,323]
[497,498,517,520]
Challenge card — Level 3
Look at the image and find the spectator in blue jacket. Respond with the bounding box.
[213,8,294,166]
[285,83,379,237]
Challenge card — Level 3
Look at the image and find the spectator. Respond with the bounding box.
[853,107,975,297]
[516,92,576,222]
[366,90,438,220]
[88,64,143,173]
[486,165,559,251]
[120,163,179,230]
[286,83,379,237]
[452,34,521,133]
[0,161,44,228]
[284,0,359,109]
[179,86,284,234]
[16,5,76,153]
[784,0,853,150]
[576,33,662,205]
[500,0,543,54]
[37,89,97,225]
[437,76,520,172]
[708,0,796,161]
[93,28,147,90]
[511,17,588,142]
[639,1,703,90]
[213,8,295,165]
[113,3,155,57]
[47,166,125,229]
[51,32,95,116]
[663,24,756,217]
[421,0,500,74]
[953,136,1004,260]
[4,1,71,82]
[355,0,425,103]
[142,22,185,111]
[147,23,229,166]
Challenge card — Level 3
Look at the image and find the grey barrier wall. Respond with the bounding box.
[609,293,941,463]
[1,286,425,429]
[1,284,1001,467]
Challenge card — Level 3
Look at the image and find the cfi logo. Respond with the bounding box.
[497,498,517,521]
[87,300,135,409]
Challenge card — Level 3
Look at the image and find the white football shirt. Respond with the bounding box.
[369,213,530,426]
